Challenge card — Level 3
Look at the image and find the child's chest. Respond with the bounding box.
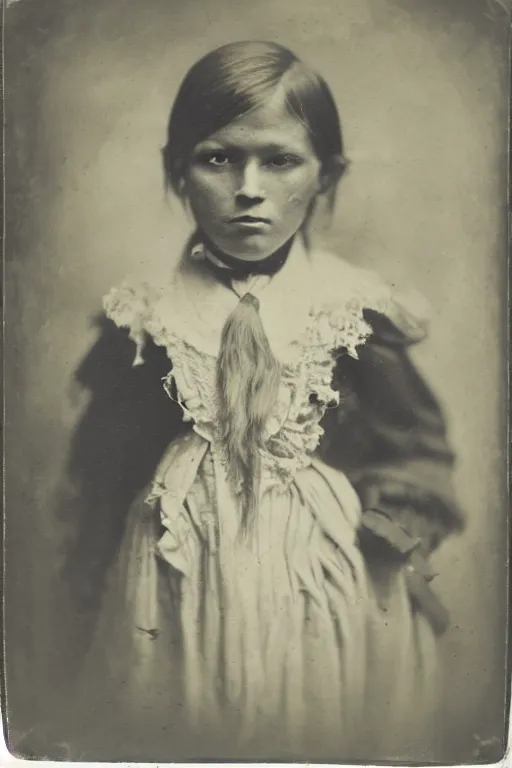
[159,307,358,480]
[139,250,378,475]
[104,242,392,481]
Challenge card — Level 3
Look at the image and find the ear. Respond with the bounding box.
[161,145,188,199]
[176,176,187,198]
[318,154,349,195]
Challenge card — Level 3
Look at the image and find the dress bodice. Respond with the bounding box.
[103,239,429,490]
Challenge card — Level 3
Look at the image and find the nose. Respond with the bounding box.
[236,160,265,202]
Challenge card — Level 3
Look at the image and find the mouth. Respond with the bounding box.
[229,215,271,224]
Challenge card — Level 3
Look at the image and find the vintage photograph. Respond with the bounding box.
[3,0,510,763]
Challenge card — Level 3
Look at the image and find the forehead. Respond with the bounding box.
[198,97,316,155]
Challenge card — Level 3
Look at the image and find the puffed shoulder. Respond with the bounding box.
[103,280,163,365]
[365,287,432,347]
[312,249,432,346]
[103,280,162,326]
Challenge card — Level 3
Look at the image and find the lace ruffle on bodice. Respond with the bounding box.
[103,246,428,490]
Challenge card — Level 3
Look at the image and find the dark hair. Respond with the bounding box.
[162,41,346,197]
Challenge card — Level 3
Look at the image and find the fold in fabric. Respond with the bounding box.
[70,432,440,761]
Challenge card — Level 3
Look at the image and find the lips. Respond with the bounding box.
[229,215,271,224]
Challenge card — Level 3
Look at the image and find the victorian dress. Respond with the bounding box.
[68,237,463,762]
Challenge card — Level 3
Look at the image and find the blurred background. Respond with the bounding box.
[4,0,509,761]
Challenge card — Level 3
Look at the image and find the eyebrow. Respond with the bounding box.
[193,141,307,155]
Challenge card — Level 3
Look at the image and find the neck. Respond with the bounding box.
[197,231,295,279]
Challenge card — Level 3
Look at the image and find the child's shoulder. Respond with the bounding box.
[309,248,390,304]
[309,248,432,345]
[103,277,163,329]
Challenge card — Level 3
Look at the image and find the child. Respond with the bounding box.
[76,41,464,762]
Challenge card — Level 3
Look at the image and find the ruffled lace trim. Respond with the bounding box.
[103,273,409,367]
[103,259,430,490]
[103,281,163,366]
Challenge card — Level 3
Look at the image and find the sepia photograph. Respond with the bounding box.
[3,0,510,763]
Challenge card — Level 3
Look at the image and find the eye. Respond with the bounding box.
[265,154,302,169]
[203,151,231,167]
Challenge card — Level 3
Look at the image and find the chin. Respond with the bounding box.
[219,235,287,262]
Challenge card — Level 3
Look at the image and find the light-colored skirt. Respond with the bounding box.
[69,435,440,762]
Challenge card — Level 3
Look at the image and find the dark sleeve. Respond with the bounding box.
[61,317,187,630]
[318,309,464,632]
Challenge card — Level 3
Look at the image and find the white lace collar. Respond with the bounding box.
[103,236,432,367]
[152,236,315,359]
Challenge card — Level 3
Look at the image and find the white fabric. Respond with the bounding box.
[80,240,441,761]
[104,239,404,490]
[73,444,438,761]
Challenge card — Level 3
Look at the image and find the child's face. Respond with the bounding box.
[183,94,324,261]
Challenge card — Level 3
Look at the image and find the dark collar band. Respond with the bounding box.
[198,232,294,279]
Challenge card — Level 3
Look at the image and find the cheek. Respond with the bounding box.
[185,170,232,214]
[278,170,320,214]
